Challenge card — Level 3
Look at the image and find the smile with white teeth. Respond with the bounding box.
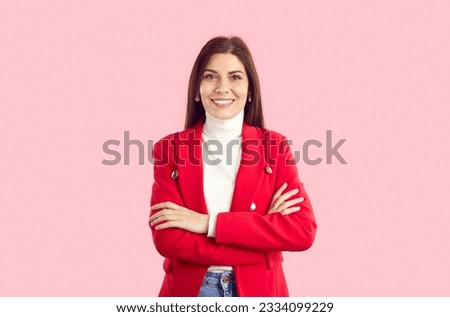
[212,99,235,107]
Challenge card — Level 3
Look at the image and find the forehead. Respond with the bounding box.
[204,53,246,72]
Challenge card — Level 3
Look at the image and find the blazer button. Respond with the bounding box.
[265,166,273,174]
[171,170,179,179]
[249,202,256,211]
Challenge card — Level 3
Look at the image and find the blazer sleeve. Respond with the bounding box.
[149,139,265,266]
[214,136,318,252]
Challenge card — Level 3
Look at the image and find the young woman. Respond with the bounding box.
[148,36,317,297]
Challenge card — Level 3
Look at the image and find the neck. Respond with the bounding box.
[203,109,244,138]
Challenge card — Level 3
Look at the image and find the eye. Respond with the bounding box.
[231,75,243,80]
[203,73,216,80]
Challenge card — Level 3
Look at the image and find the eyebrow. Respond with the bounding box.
[204,69,245,75]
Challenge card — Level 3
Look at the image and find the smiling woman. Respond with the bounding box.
[149,36,317,297]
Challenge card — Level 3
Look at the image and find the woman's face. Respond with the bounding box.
[199,53,249,120]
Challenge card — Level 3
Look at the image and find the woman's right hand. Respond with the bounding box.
[268,183,304,215]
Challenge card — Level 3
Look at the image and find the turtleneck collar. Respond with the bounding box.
[202,108,244,138]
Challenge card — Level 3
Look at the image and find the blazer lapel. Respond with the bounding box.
[177,121,208,215]
[229,122,266,212]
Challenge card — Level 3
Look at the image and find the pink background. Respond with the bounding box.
[1,0,449,296]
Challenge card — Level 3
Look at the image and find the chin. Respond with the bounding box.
[211,111,236,120]
[207,106,244,120]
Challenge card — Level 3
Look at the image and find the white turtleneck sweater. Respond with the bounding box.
[202,108,244,272]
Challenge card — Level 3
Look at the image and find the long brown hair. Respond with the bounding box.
[185,36,264,129]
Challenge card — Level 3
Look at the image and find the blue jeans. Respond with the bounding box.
[198,271,238,297]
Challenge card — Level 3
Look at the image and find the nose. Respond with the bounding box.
[215,79,230,94]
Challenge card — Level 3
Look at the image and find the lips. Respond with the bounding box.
[211,99,235,108]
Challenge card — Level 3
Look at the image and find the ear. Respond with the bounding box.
[195,94,200,102]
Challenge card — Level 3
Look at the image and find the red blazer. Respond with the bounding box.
[149,120,317,297]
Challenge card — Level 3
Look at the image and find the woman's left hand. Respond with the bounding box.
[149,202,209,234]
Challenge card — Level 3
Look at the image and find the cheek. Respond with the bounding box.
[199,84,206,95]
[199,81,213,94]
[199,86,212,105]
[235,88,248,100]
[234,82,249,97]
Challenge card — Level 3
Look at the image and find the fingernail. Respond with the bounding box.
[294,188,299,193]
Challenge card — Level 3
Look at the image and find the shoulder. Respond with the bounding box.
[248,126,295,163]
[263,128,287,141]
[247,125,288,143]
[154,125,197,146]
